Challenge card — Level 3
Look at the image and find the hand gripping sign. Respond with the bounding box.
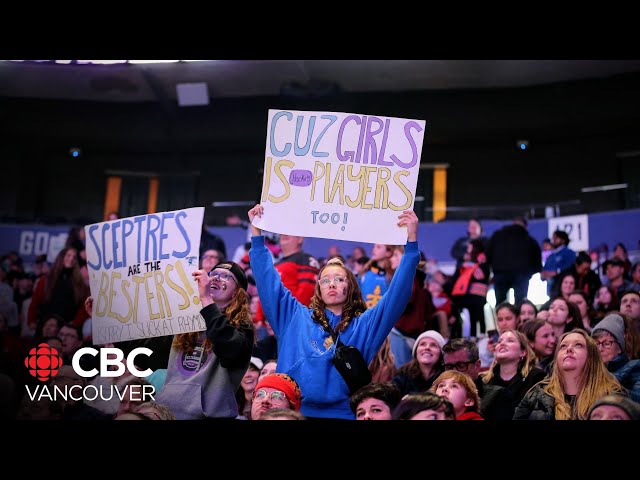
[254,110,426,245]
[84,207,206,343]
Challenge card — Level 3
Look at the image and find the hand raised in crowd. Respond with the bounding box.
[248,204,264,237]
[192,269,213,308]
[397,210,419,242]
[85,296,93,316]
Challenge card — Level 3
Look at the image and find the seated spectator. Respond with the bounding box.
[52,366,111,421]
[236,357,263,419]
[258,358,277,382]
[565,251,601,303]
[479,301,519,368]
[353,256,370,277]
[114,377,155,419]
[41,335,63,352]
[114,412,152,421]
[521,318,557,372]
[392,391,455,420]
[481,330,546,419]
[517,299,538,328]
[200,249,223,272]
[388,245,437,366]
[392,330,445,397]
[591,313,640,402]
[35,313,64,341]
[250,373,302,421]
[546,297,581,338]
[587,394,640,420]
[620,290,640,326]
[57,323,84,363]
[568,290,595,333]
[349,382,402,420]
[442,337,510,421]
[603,259,632,301]
[431,370,483,420]
[260,408,306,420]
[514,329,625,420]
[612,243,633,280]
[135,401,176,420]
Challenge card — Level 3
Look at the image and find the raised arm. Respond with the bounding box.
[357,210,421,360]
[247,204,302,337]
[248,204,263,237]
[192,268,253,369]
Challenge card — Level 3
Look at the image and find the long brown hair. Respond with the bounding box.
[361,244,395,282]
[369,336,397,383]
[543,329,624,420]
[621,311,640,359]
[173,287,254,353]
[309,258,367,334]
[44,247,86,304]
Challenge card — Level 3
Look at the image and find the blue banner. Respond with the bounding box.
[1,209,638,268]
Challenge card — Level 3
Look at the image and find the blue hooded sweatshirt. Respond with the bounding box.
[250,235,419,419]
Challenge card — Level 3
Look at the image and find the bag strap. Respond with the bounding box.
[321,323,344,348]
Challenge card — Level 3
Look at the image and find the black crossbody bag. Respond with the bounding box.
[323,326,372,394]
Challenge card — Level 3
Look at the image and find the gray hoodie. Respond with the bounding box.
[155,303,253,419]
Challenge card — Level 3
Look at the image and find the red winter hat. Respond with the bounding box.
[255,373,302,411]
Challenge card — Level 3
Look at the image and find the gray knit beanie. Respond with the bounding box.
[591,313,625,350]
[588,395,640,420]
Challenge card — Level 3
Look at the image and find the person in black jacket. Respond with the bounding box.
[155,261,255,419]
[486,217,541,305]
[481,330,546,420]
[514,329,625,420]
[442,338,512,420]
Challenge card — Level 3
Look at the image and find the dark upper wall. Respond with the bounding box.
[1,73,640,225]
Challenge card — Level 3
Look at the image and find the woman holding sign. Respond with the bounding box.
[248,204,420,419]
[88,260,255,419]
[155,261,255,419]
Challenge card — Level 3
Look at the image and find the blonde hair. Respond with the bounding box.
[481,330,537,383]
[544,329,625,420]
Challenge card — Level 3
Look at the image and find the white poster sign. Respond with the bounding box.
[84,207,205,344]
[254,109,426,244]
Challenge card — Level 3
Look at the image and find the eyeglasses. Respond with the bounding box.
[252,389,288,403]
[595,340,617,349]
[444,361,475,372]
[208,271,238,285]
[318,276,347,287]
[202,254,220,260]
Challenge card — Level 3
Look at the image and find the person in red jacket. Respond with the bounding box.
[431,370,484,420]
[253,235,320,328]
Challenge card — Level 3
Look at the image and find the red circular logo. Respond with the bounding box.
[24,343,63,382]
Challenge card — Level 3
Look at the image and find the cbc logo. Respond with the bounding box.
[25,343,63,382]
[24,346,152,381]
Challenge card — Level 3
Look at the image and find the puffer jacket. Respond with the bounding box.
[513,382,556,420]
[607,354,640,402]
